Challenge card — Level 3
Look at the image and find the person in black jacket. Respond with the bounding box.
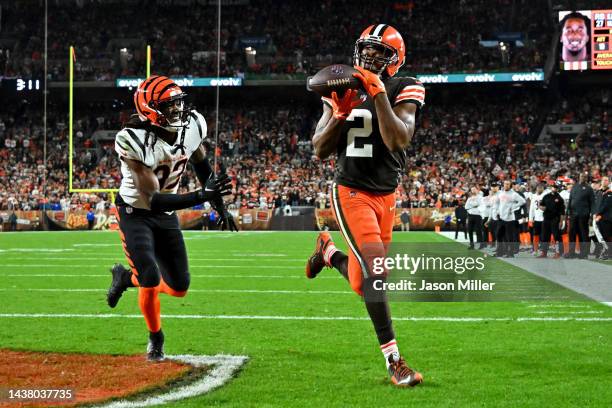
[538,182,566,258]
[566,173,595,258]
[8,212,17,232]
[455,199,468,239]
[595,184,611,260]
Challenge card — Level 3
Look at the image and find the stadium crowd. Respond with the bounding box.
[1,87,609,214]
[2,0,553,81]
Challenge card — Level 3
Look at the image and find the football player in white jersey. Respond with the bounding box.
[106,76,237,361]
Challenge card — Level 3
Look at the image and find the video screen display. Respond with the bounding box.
[559,9,612,70]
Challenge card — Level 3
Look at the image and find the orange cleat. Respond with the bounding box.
[305,232,334,279]
[387,355,423,387]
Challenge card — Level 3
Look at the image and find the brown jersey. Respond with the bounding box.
[323,76,425,193]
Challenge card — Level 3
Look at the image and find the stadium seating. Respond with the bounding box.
[1,0,552,80]
[1,87,608,211]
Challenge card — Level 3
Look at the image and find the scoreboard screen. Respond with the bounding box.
[559,9,612,70]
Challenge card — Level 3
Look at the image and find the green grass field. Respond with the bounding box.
[1,231,611,407]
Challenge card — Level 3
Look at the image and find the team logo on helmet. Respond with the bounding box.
[133,75,190,132]
[353,24,406,77]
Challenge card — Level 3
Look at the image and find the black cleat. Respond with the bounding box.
[147,330,165,362]
[107,263,132,308]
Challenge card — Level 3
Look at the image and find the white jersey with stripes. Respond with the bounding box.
[115,110,207,210]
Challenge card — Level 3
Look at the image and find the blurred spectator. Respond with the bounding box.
[2,0,552,81]
[0,88,609,213]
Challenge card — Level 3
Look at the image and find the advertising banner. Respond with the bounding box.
[0,211,41,231]
[116,77,243,88]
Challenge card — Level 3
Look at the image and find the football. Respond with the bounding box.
[307,64,362,97]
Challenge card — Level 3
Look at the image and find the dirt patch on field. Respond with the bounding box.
[0,349,195,407]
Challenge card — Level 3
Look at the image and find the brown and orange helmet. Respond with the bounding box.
[133,75,189,131]
[353,24,406,77]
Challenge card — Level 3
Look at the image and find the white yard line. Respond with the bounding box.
[534,310,603,314]
[0,264,302,269]
[0,288,351,295]
[0,257,303,262]
[0,313,611,322]
[525,304,593,308]
[0,248,77,252]
[0,274,339,279]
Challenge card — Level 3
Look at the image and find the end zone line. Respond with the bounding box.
[0,313,610,322]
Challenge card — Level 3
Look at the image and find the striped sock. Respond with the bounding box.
[381,339,400,365]
[323,243,338,267]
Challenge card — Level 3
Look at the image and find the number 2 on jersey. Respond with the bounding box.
[346,108,373,158]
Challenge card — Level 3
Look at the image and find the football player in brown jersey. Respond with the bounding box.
[306,24,425,387]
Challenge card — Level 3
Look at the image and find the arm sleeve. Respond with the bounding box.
[150,190,205,212]
[191,157,214,186]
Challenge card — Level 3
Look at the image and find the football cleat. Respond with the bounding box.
[306,232,334,279]
[107,263,132,308]
[387,355,423,387]
[147,330,165,362]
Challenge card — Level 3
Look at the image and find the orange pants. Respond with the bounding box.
[331,183,396,295]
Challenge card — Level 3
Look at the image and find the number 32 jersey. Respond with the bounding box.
[115,110,207,210]
[322,77,425,193]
